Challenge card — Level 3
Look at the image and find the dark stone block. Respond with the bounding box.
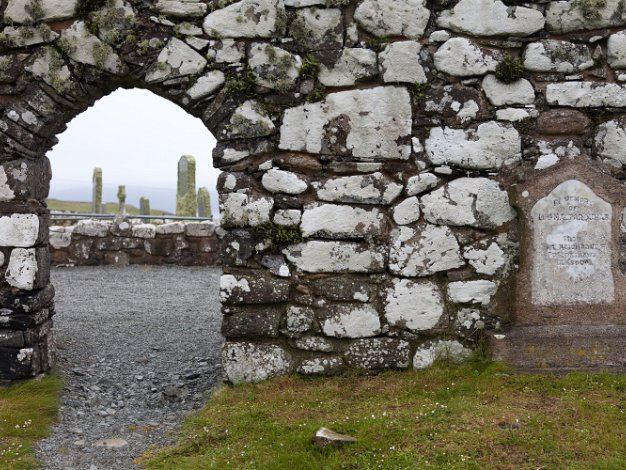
[222,305,283,338]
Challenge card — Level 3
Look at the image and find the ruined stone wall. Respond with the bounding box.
[49,219,220,266]
[0,0,625,381]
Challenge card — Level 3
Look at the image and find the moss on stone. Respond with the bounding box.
[495,55,525,84]
[254,221,304,246]
[298,54,319,80]
[76,0,110,20]
[225,65,257,98]
[409,82,430,102]
[571,0,607,21]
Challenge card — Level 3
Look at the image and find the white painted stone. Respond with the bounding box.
[496,108,532,122]
[4,0,76,23]
[223,342,292,384]
[59,21,125,75]
[248,43,301,91]
[0,168,15,201]
[317,173,403,205]
[73,220,111,237]
[385,279,445,331]
[221,192,273,227]
[389,225,464,277]
[425,122,521,170]
[262,169,307,194]
[413,340,472,369]
[448,280,497,305]
[301,204,384,238]
[524,40,594,73]
[318,48,378,87]
[146,37,207,82]
[421,178,516,229]
[546,0,626,33]
[354,0,430,39]
[322,305,381,338]
[185,71,225,100]
[434,38,499,77]
[283,241,385,273]
[280,87,412,161]
[392,197,421,225]
[379,41,426,83]
[131,224,156,239]
[1,26,59,47]
[155,0,207,17]
[405,173,439,196]
[437,0,545,37]
[594,119,626,165]
[6,248,37,290]
[203,0,286,38]
[608,31,626,68]
[464,242,505,275]
[274,209,301,227]
[546,82,626,107]
[482,75,535,106]
[227,100,276,138]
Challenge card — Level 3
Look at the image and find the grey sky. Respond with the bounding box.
[47,88,220,214]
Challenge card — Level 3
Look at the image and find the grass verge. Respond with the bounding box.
[139,362,625,469]
[0,374,63,470]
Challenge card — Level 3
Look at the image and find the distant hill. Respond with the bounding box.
[46,199,172,216]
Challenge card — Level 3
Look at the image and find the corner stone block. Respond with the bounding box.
[0,346,41,379]
[344,338,410,370]
[221,305,283,338]
[220,272,290,305]
[5,247,49,291]
[284,241,386,273]
[0,214,41,247]
[220,192,273,228]
[0,158,51,202]
[223,341,293,384]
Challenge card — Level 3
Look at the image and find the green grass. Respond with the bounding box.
[0,374,63,470]
[46,199,170,215]
[139,362,625,469]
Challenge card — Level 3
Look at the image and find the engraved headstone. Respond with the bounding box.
[176,155,197,216]
[92,167,102,214]
[531,179,613,305]
[197,187,212,219]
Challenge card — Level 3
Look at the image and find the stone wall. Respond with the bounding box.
[49,219,220,266]
[0,0,625,380]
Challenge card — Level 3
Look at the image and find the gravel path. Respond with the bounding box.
[37,266,224,470]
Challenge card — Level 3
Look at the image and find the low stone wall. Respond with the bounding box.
[49,219,220,267]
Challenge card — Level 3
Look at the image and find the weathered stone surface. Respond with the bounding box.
[223,341,292,384]
[546,83,626,108]
[1,26,59,47]
[389,225,464,277]
[220,192,273,227]
[318,49,378,87]
[320,304,381,338]
[203,0,286,38]
[24,47,72,93]
[405,173,439,196]
[185,71,225,100]
[496,108,533,122]
[60,22,125,75]
[537,110,590,136]
[220,272,290,304]
[424,84,484,124]
[421,178,516,229]
[249,44,301,91]
[224,100,276,139]
[434,38,499,77]
[392,197,421,225]
[6,248,44,290]
[49,228,72,249]
[354,0,430,39]
[4,0,76,23]
[312,427,356,447]
[379,41,426,83]
[291,7,343,51]
[301,204,384,238]
[317,173,403,205]
[280,87,412,160]
[154,0,207,17]
[344,338,410,369]
[546,0,626,33]
[311,276,373,302]
[437,0,545,37]
[262,169,307,194]
[0,214,40,247]
[413,340,472,369]
[531,180,613,305]
[274,209,301,227]
[594,119,626,165]
[524,40,593,73]
[463,241,506,276]
[185,222,216,237]
[608,31,626,69]
[385,278,445,332]
[425,122,521,170]
[448,280,497,305]
[482,75,535,106]
[0,159,50,202]
[293,335,335,352]
[155,222,185,235]
[146,38,207,82]
[298,357,344,375]
[222,306,283,337]
[284,241,385,273]
[285,305,315,334]
[73,220,111,237]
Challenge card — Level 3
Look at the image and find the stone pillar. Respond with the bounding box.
[92,167,102,214]
[117,185,126,215]
[197,187,212,219]
[139,197,150,216]
[176,155,197,216]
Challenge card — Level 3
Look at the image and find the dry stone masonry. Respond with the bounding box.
[0,0,625,381]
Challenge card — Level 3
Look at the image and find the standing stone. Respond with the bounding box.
[117,185,126,215]
[92,167,102,214]
[197,187,212,219]
[176,155,197,216]
[139,197,150,216]
[531,180,613,305]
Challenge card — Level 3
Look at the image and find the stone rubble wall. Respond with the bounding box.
[49,219,221,266]
[0,0,625,380]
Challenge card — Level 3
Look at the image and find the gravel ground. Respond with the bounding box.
[36,266,224,470]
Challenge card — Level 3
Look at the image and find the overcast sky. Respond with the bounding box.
[47,88,220,215]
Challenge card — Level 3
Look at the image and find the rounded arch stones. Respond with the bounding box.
[1,0,624,381]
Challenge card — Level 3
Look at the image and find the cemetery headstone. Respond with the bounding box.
[176,155,196,216]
